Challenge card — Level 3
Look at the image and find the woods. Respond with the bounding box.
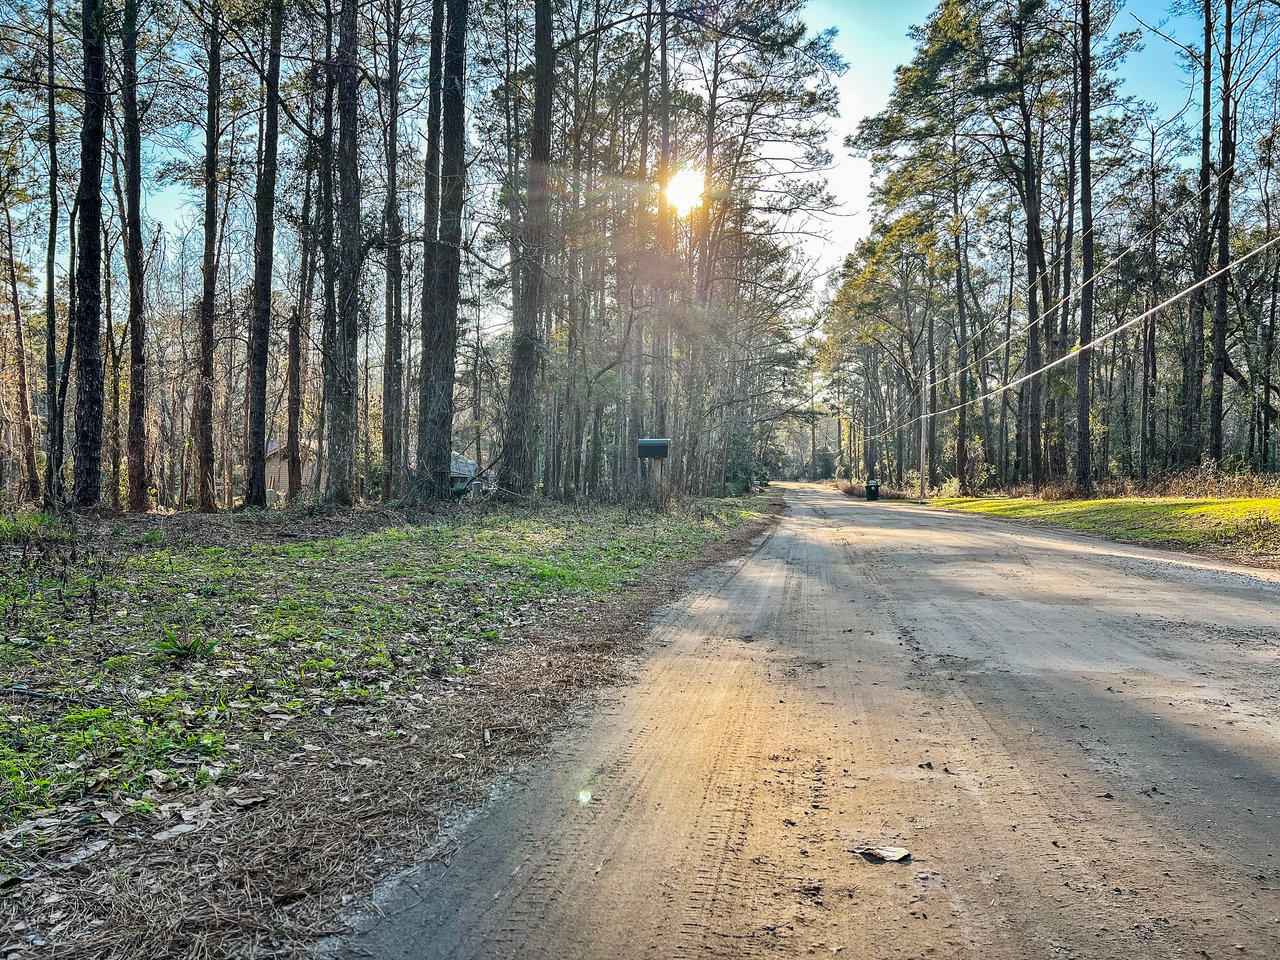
[0,0,836,510]
[6,0,1280,511]
[825,0,1280,493]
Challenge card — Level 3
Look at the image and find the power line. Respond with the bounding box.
[864,230,1280,444]
[857,153,1241,446]
[847,149,1237,448]
[938,153,1237,397]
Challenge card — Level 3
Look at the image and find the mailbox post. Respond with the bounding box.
[637,438,671,506]
[636,438,670,460]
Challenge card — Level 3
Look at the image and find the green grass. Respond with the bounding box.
[0,497,765,827]
[0,511,64,544]
[931,495,1280,555]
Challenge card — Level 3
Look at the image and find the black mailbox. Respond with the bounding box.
[637,438,670,460]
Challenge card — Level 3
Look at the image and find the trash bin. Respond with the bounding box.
[865,480,880,501]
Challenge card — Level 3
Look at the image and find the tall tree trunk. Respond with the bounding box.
[103,232,122,509]
[1183,0,1213,466]
[288,96,317,504]
[2,197,41,500]
[382,0,405,499]
[316,0,337,499]
[1209,0,1233,464]
[416,0,443,487]
[43,0,65,506]
[1076,0,1094,493]
[246,0,284,508]
[1141,126,1158,482]
[420,0,468,498]
[194,0,220,512]
[122,0,149,511]
[72,0,107,508]
[501,0,552,494]
[653,0,671,438]
[326,0,361,504]
[951,118,967,493]
[1019,99,1045,488]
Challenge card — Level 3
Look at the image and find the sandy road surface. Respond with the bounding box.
[333,483,1280,959]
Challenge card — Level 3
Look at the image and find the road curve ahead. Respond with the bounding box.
[334,482,1280,960]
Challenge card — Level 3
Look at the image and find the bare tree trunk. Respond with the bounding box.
[315,0,336,499]
[1076,0,1094,493]
[122,0,149,511]
[246,0,284,507]
[194,0,220,512]
[653,0,671,439]
[1141,126,1158,482]
[43,0,65,506]
[2,196,41,501]
[1209,0,1233,464]
[1183,0,1213,467]
[326,0,361,504]
[952,177,968,491]
[104,234,121,509]
[381,0,405,499]
[1019,99,1044,488]
[287,98,317,503]
[72,0,107,508]
[501,0,552,495]
[416,0,443,488]
[420,0,468,498]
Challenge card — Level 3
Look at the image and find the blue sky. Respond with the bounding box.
[803,0,1204,271]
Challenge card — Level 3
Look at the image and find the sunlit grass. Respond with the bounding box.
[0,496,765,825]
[932,495,1280,554]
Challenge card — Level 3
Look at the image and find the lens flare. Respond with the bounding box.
[665,168,705,217]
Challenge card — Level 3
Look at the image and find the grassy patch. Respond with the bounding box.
[931,495,1280,555]
[0,497,765,829]
[0,511,64,545]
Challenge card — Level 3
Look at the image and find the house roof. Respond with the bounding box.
[264,440,317,460]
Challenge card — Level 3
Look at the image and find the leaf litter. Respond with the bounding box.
[0,496,780,959]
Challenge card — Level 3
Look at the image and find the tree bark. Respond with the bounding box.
[326,0,361,504]
[420,0,468,498]
[246,0,284,508]
[43,0,65,506]
[416,0,444,488]
[1076,0,1094,493]
[315,0,336,499]
[1209,0,1233,464]
[2,196,41,501]
[122,0,149,511]
[194,0,220,512]
[501,0,552,495]
[1183,0,1213,467]
[381,0,405,499]
[287,96,317,504]
[72,0,107,508]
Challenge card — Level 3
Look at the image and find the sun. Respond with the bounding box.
[665,168,705,217]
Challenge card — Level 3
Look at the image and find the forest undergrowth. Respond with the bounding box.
[0,492,777,959]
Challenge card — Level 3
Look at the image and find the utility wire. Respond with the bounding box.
[941,152,1236,394]
[862,230,1280,444]
[859,152,1240,446]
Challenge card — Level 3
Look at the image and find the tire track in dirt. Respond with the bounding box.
[331,483,1280,960]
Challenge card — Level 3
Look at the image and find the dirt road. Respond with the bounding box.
[332,483,1280,959]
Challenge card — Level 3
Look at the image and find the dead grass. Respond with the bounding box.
[986,466,1280,502]
[834,479,918,502]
